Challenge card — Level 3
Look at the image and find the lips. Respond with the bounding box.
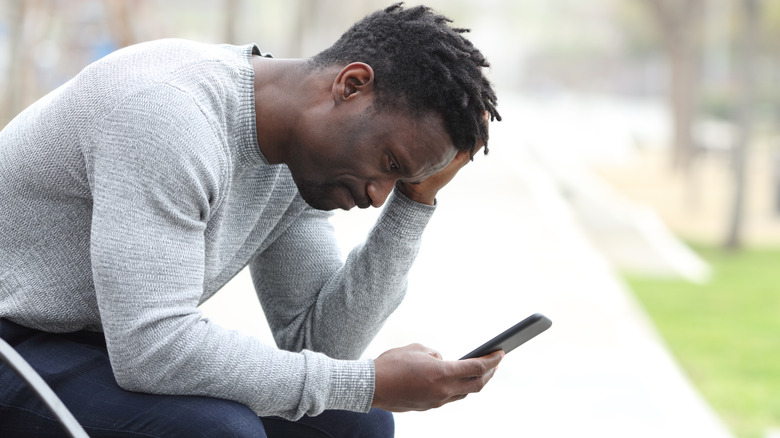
[335,185,356,210]
[352,191,372,209]
[341,194,356,210]
[343,185,371,210]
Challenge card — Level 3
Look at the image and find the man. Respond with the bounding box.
[0,3,502,437]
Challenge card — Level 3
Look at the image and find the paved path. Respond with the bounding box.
[201,102,734,437]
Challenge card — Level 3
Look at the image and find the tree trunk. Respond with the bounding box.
[646,0,703,171]
[224,0,240,45]
[107,0,137,49]
[3,0,25,128]
[725,0,760,250]
[669,38,698,170]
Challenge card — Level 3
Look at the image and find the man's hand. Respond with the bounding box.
[395,148,475,206]
[371,343,504,412]
[397,112,489,205]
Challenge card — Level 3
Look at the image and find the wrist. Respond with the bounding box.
[371,359,384,409]
[396,181,436,206]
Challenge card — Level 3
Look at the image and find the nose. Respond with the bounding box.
[366,178,396,208]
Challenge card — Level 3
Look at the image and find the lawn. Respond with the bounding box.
[624,244,780,438]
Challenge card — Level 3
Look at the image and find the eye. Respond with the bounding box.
[387,154,399,171]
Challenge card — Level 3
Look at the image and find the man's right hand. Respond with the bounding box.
[371,343,504,412]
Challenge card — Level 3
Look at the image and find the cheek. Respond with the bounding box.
[289,143,330,180]
[322,148,372,181]
[296,127,375,182]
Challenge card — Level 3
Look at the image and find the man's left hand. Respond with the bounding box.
[397,112,488,205]
[395,147,476,205]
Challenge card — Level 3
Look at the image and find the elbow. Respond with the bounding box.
[110,354,171,394]
[112,362,154,393]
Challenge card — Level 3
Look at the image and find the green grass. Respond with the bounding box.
[624,244,780,438]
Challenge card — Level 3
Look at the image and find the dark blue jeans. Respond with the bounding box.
[0,319,393,437]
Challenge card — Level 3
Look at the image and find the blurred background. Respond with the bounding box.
[1,1,778,437]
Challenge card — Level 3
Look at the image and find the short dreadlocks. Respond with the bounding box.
[309,3,501,156]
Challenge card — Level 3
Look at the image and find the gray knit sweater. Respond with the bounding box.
[0,39,435,420]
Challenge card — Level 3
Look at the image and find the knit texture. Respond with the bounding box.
[0,39,435,419]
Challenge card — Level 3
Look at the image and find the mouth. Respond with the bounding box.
[355,198,371,209]
[337,185,358,210]
[351,189,372,209]
[299,180,371,211]
[341,185,373,210]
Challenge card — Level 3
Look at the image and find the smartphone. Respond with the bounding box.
[460,313,552,360]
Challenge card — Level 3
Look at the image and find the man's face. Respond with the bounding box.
[288,108,457,211]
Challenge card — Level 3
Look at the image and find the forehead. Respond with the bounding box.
[374,109,457,181]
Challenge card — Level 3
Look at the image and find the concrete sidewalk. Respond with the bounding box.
[201,104,734,437]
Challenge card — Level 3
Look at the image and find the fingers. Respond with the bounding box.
[454,350,504,377]
[457,363,499,395]
[451,350,503,393]
[396,131,484,205]
[404,343,443,359]
[428,350,503,403]
[372,344,503,413]
[452,148,473,167]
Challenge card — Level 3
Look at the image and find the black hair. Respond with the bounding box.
[310,3,501,156]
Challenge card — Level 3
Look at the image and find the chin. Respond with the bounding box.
[296,185,343,211]
[293,188,333,210]
[305,198,339,211]
[295,178,356,211]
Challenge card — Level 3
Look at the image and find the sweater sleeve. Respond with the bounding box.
[87,85,371,420]
[250,187,436,360]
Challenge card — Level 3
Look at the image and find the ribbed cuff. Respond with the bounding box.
[326,358,375,413]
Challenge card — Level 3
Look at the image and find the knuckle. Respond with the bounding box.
[468,362,489,377]
[432,385,451,401]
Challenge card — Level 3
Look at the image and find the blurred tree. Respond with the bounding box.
[2,0,56,128]
[1,0,163,129]
[224,0,240,44]
[3,0,24,128]
[725,0,760,250]
[291,0,384,57]
[292,0,316,57]
[644,0,705,171]
[105,0,136,49]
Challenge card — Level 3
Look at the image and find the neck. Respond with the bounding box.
[251,56,327,165]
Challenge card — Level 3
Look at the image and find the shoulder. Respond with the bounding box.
[78,39,256,100]
[95,39,248,68]
[87,84,230,195]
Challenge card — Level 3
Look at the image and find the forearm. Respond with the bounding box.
[102,304,374,419]
[254,188,435,360]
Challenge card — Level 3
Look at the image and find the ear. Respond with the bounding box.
[332,62,374,104]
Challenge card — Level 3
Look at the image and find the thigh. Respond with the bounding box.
[261,408,394,438]
[0,320,265,438]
